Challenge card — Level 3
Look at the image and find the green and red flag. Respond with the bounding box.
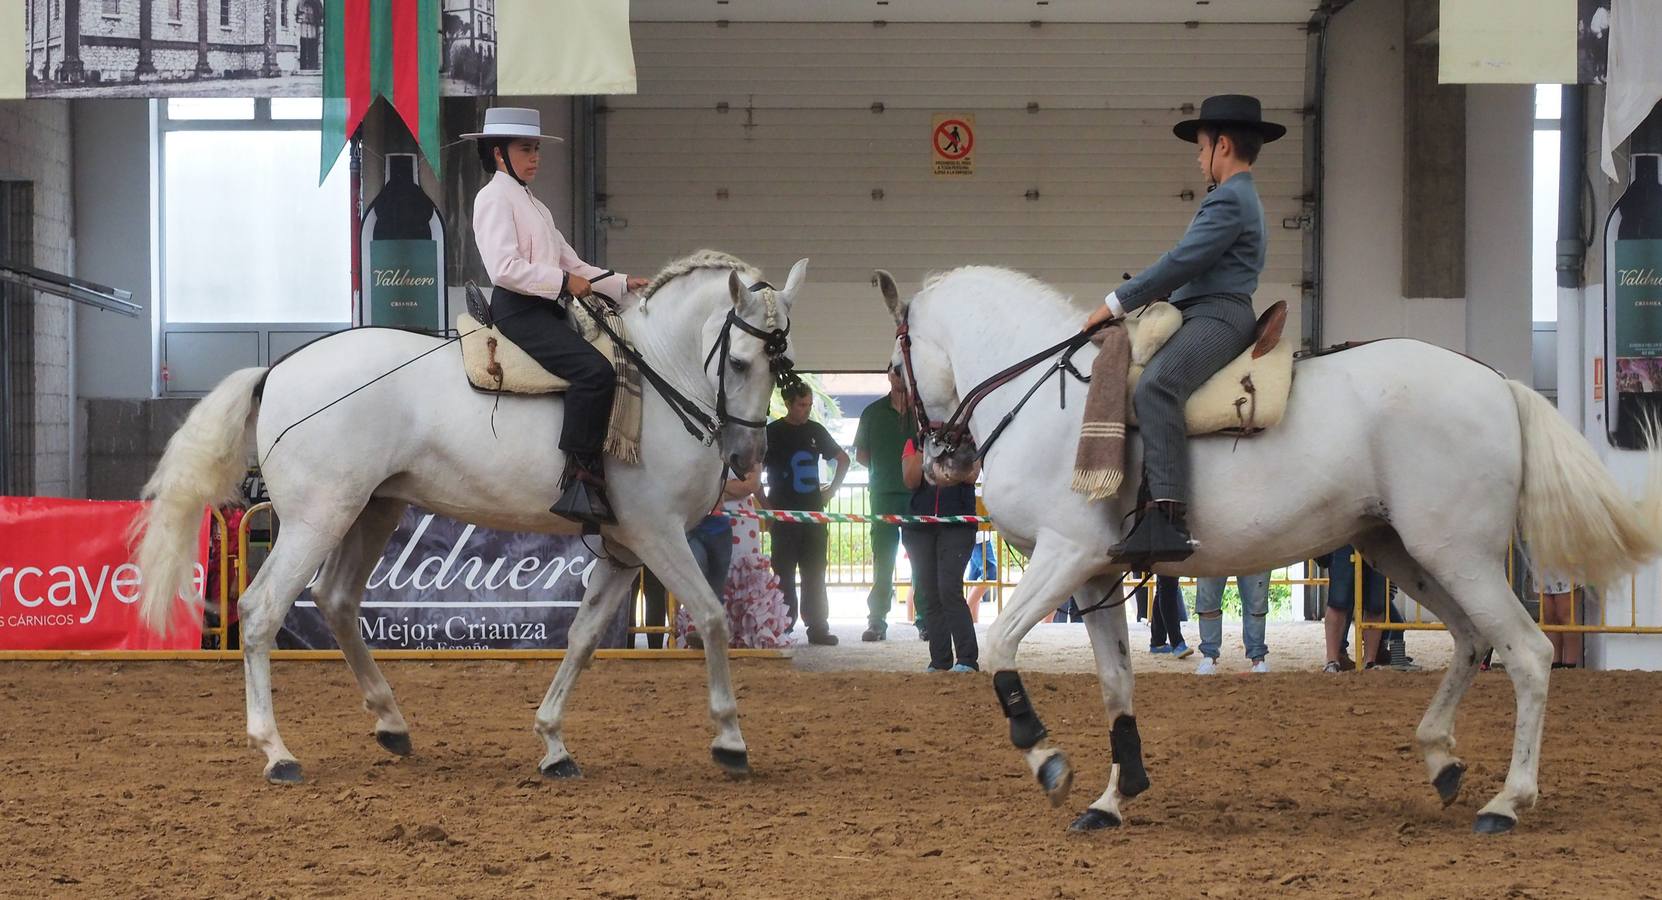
[320,0,442,183]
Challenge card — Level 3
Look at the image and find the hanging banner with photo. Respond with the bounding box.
[277,507,629,651]
[19,0,633,100]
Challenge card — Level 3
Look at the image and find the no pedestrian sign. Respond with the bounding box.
[932,113,975,177]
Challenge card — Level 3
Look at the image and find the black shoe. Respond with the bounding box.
[685,632,705,650]
[917,627,930,642]
[807,631,839,646]
[1109,502,1195,565]
[861,628,885,642]
[551,454,617,530]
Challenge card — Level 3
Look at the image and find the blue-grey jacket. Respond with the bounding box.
[1115,172,1266,312]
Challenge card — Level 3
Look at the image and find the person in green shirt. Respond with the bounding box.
[854,365,919,641]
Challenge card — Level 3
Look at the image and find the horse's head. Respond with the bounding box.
[874,269,978,486]
[705,258,809,473]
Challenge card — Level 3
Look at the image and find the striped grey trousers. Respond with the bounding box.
[1132,295,1258,502]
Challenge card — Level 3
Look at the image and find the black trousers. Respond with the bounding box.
[902,524,978,669]
[771,522,829,636]
[1149,575,1186,649]
[490,286,615,456]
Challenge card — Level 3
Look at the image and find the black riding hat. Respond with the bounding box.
[1173,94,1287,144]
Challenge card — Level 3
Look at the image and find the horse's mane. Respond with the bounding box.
[640,250,762,301]
[919,265,1081,326]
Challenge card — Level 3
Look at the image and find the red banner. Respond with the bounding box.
[0,497,204,650]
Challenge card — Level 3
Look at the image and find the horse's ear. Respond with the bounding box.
[727,270,747,306]
[779,258,809,310]
[872,269,906,322]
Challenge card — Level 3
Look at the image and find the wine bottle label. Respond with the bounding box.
[368,239,443,331]
[1613,239,1662,394]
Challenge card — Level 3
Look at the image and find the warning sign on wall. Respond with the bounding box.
[932,114,975,177]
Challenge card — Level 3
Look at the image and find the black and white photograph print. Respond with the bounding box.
[441,0,496,96]
[26,0,329,97]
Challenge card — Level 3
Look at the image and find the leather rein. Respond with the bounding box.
[896,312,1115,461]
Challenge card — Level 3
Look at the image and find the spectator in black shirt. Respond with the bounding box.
[763,382,850,645]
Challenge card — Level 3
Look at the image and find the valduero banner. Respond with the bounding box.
[278,507,629,651]
[0,497,205,650]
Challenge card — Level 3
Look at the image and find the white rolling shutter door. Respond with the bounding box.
[606,21,1308,371]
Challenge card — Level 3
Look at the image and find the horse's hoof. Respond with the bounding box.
[1433,762,1466,807]
[1068,808,1122,832]
[265,760,303,785]
[712,746,751,778]
[375,730,412,757]
[1037,753,1074,807]
[1473,812,1517,835]
[540,757,582,780]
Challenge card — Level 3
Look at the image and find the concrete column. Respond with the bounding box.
[60,0,84,83]
[262,0,279,77]
[137,0,156,76]
[195,0,213,76]
[1401,0,1464,299]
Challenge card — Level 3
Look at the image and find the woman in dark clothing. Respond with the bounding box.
[900,439,979,672]
[1147,575,1193,657]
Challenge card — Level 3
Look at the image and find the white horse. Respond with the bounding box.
[877,266,1662,834]
[134,252,809,784]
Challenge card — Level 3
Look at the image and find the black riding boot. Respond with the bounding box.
[551,452,617,531]
[1109,501,1195,566]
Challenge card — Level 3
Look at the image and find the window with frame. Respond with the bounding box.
[220,0,230,26]
[280,0,288,26]
[101,0,118,15]
[1533,84,1562,323]
[169,0,181,19]
[157,98,349,327]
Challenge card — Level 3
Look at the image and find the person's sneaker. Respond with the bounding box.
[1149,644,1173,655]
[1250,658,1270,674]
[925,663,949,673]
[861,628,885,643]
[1195,657,1218,676]
[1322,660,1343,674]
[807,632,839,646]
[1173,642,1195,660]
[684,632,704,650]
[949,663,979,673]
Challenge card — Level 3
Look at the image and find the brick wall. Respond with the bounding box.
[0,99,76,497]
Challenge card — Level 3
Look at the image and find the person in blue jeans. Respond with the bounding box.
[1194,572,1270,674]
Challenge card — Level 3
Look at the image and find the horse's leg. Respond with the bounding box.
[1070,574,1145,832]
[1378,531,1552,833]
[983,531,1103,807]
[531,557,638,779]
[311,499,412,756]
[1355,530,1487,807]
[626,531,749,775]
[240,520,347,783]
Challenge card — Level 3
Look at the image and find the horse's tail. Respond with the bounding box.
[133,367,268,634]
[1507,379,1662,588]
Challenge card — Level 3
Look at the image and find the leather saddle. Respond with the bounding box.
[457,283,613,395]
[1123,300,1293,435]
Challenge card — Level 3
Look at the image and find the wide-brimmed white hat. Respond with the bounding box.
[461,107,564,143]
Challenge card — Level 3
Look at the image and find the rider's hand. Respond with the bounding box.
[1083,304,1118,332]
[626,275,650,293]
[566,274,593,297]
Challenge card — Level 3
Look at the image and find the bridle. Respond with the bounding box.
[573,273,796,445]
[702,281,799,429]
[895,307,1112,463]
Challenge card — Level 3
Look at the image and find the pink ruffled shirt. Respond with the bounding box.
[471,171,629,300]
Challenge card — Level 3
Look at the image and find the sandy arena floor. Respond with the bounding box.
[0,659,1656,898]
